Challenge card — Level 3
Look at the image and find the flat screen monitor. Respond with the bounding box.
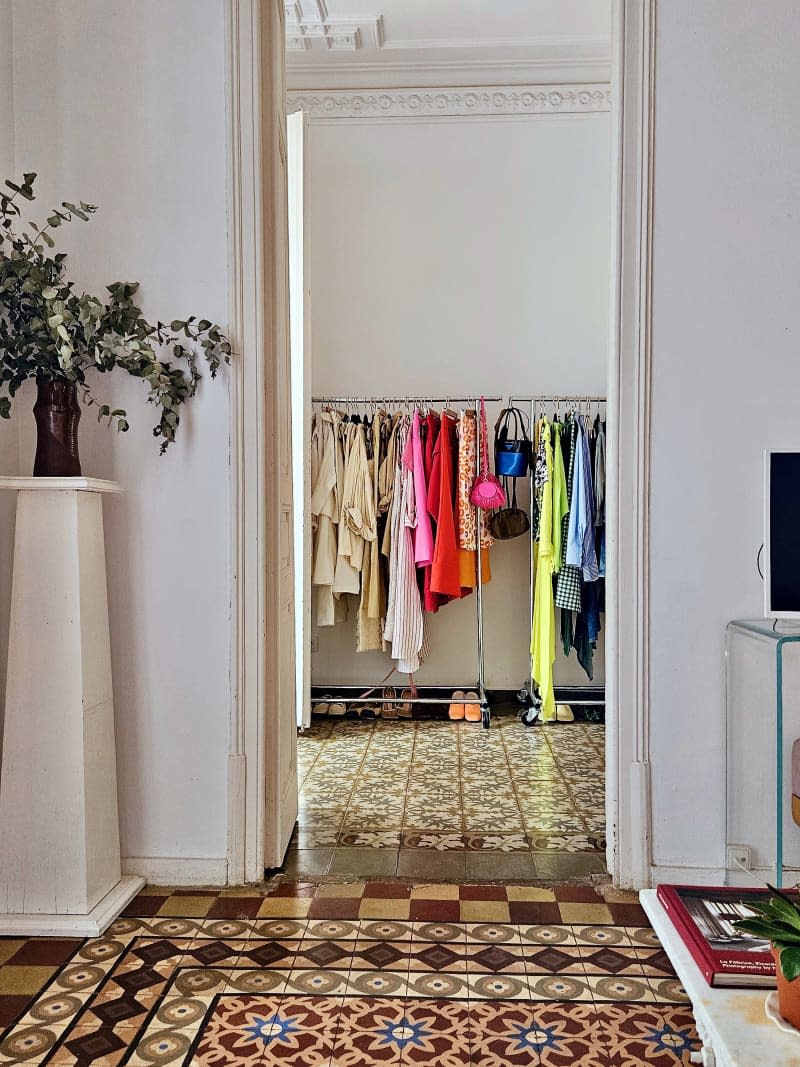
[765,450,800,617]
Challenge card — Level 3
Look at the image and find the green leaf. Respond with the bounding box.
[40,231,54,248]
[779,945,800,982]
[42,286,58,300]
[735,919,800,944]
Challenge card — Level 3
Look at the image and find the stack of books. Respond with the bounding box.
[656,884,781,988]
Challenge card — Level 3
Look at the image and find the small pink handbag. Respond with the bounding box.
[470,398,506,510]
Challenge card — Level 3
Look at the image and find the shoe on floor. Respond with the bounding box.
[448,689,466,720]
[380,687,398,719]
[397,688,414,718]
[556,703,575,722]
[464,691,482,722]
[312,694,334,716]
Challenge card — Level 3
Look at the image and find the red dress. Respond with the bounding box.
[422,412,441,612]
[429,413,465,602]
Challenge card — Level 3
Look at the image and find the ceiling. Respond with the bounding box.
[285,0,612,89]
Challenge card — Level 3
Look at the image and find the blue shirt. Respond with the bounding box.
[565,417,600,582]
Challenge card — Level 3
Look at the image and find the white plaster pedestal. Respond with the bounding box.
[0,478,144,936]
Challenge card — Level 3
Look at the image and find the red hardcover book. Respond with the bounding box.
[656,885,779,988]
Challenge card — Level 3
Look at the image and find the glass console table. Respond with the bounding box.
[726,619,800,887]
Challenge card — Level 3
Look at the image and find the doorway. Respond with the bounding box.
[283,7,612,883]
[227,0,655,890]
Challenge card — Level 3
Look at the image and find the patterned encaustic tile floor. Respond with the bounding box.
[289,715,606,881]
[0,882,699,1066]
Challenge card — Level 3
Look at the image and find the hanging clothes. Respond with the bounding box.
[410,409,434,568]
[565,416,600,583]
[568,416,603,679]
[310,409,344,626]
[429,412,464,601]
[357,411,384,652]
[332,421,359,595]
[383,418,426,673]
[456,408,492,590]
[422,410,443,613]
[594,416,606,578]
[550,419,569,576]
[334,420,376,596]
[531,417,556,722]
[554,413,582,614]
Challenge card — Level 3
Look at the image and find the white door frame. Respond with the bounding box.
[606,0,656,889]
[225,0,270,884]
[225,0,657,888]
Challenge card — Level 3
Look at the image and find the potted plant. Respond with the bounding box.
[0,173,231,475]
[734,884,800,1028]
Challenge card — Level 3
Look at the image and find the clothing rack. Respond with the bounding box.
[509,395,607,712]
[311,394,503,728]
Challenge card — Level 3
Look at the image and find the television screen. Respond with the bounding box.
[766,451,800,616]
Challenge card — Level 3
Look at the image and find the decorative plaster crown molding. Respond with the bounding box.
[287,84,611,121]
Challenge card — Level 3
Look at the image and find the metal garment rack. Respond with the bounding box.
[509,394,608,711]
[311,395,503,728]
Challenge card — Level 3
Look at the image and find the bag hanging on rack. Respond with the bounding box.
[488,478,530,540]
[494,406,531,477]
[470,398,506,510]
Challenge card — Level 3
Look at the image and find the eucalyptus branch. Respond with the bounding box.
[0,173,230,450]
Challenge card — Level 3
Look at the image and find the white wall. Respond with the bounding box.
[0,0,16,727]
[308,114,611,690]
[648,1,800,878]
[8,0,231,876]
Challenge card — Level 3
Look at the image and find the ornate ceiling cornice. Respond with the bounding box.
[287,84,611,121]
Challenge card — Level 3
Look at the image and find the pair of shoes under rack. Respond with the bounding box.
[448,690,482,722]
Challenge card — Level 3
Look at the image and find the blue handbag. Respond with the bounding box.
[494,406,531,478]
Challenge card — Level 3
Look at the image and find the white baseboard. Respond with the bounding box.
[122,856,228,887]
[0,876,144,937]
[650,864,726,886]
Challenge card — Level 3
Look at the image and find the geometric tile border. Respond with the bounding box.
[0,905,694,1066]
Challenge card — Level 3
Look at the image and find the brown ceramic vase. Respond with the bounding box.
[33,377,82,477]
[772,945,800,1030]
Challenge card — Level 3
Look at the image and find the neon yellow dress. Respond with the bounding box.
[531,419,556,722]
[551,420,568,575]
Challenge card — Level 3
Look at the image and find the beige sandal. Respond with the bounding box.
[397,688,414,719]
[312,694,333,717]
[380,686,398,719]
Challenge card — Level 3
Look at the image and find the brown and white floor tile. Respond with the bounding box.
[0,882,701,1067]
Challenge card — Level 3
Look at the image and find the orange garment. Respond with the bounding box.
[429,413,464,601]
[458,546,492,588]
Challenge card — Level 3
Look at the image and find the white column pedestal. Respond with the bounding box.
[0,478,144,936]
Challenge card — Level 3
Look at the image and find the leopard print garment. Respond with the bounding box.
[456,409,493,551]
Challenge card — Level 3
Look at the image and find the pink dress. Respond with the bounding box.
[409,410,434,568]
